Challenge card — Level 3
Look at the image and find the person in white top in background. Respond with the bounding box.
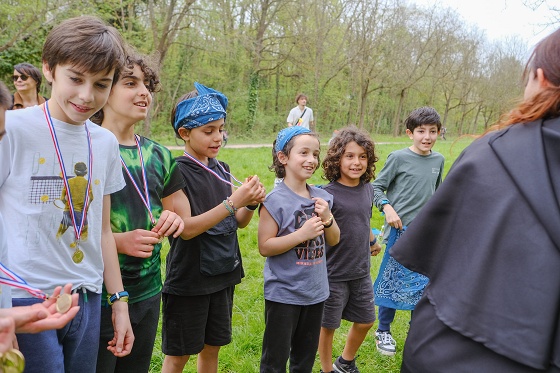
[287,94,315,130]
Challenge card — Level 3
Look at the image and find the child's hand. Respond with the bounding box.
[297,216,324,241]
[0,317,14,354]
[231,175,266,208]
[152,210,184,238]
[6,284,79,334]
[116,230,159,258]
[312,197,331,222]
[383,205,403,230]
[370,241,382,256]
[107,301,134,357]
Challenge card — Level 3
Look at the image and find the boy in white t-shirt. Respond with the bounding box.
[0,16,133,373]
[0,81,80,352]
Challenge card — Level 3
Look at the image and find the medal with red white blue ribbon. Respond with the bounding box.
[0,262,72,313]
[182,151,242,188]
[120,135,156,226]
[43,101,93,264]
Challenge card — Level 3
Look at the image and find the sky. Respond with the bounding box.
[412,0,558,47]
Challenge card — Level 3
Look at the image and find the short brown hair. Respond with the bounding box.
[42,16,125,79]
[295,93,308,104]
[404,107,442,132]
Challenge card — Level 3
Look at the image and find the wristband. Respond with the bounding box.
[379,199,390,212]
[222,200,234,215]
[107,291,129,306]
[370,237,377,246]
[226,197,238,213]
[246,204,259,211]
[323,214,334,228]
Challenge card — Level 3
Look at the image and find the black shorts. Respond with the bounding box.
[162,286,234,356]
[322,276,376,329]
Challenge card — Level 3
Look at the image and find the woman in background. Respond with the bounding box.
[10,62,46,110]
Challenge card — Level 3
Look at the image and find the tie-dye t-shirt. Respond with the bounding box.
[103,136,186,305]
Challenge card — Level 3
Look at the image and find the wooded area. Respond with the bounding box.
[1,0,558,140]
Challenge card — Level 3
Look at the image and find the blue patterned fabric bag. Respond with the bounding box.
[373,226,429,310]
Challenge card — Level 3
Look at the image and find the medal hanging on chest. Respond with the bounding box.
[43,101,93,264]
[120,135,157,228]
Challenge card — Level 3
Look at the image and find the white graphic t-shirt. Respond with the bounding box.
[0,106,125,298]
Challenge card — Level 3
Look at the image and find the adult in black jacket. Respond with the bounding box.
[392,28,560,373]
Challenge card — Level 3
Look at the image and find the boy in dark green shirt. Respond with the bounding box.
[93,51,189,373]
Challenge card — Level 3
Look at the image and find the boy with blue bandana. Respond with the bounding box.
[161,83,266,373]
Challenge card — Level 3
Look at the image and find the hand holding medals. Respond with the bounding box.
[8,284,79,334]
[229,175,266,209]
[151,210,185,240]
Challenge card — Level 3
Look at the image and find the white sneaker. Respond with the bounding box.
[375,330,396,356]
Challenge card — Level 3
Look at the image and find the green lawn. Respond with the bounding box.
[150,136,476,372]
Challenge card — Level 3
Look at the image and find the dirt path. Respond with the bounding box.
[166,142,407,150]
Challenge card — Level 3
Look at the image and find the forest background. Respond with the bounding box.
[1,0,559,143]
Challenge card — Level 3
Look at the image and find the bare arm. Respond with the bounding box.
[101,195,134,357]
[382,204,402,230]
[171,176,265,240]
[258,206,325,257]
[369,230,381,256]
[312,197,340,246]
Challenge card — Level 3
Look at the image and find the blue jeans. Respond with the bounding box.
[13,290,101,373]
[377,306,413,332]
[377,305,396,332]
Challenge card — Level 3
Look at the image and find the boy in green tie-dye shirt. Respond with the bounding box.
[92,51,189,373]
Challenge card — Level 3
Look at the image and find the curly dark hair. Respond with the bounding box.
[269,132,320,178]
[322,126,378,183]
[91,50,160,125]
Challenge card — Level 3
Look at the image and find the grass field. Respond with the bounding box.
[149,135,476,372]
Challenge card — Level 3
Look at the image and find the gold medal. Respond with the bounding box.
[2,348,25,373]
[55,293,72,314]
[72,248,84,263]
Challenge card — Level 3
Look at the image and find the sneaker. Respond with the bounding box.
[375,330,396,356]
[333,356,360,373]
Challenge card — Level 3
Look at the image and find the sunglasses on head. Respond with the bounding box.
[12,74,29,82]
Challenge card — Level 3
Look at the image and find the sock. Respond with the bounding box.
[339,356,353,364]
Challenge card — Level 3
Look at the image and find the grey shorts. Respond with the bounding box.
[322,276,376,329]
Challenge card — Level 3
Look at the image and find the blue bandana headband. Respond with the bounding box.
[173,82,228,132]
[275,126,311,153]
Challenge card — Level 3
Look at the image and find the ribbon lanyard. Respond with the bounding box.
[120,135,156,225]
[43,101,93,243]
[182,151,242,188]
[0,262,48,300]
